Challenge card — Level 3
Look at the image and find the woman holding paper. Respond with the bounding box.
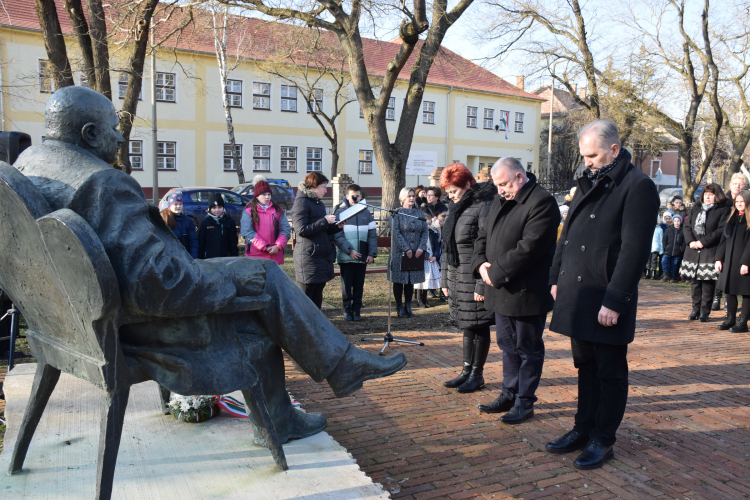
[388,187,428,317]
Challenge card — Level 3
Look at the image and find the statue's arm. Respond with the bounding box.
[71,171,238,318]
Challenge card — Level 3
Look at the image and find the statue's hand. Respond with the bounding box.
[223,258,266,297]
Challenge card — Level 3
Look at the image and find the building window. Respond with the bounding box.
[156,141,177,170]
[306,147,323,172]
[359,150,373,174]
[253,145,271,171]
[498,110,510,130]
[38,59,54,93]
[478,163,485,170]
[423,101,435,124]
[467,106,478,128]
[223,143,242,171]
[280,84,297,112]
[527,162,533,172]
[514,112,525,132]
[483,108,494,129]
[651,159,661,176]
[252,82,271,110]
[129,140,143,170]
[386,97,396,120]
[156,72,176,102]
[359,107,364,119]
[117,73,143,100]
[226,79,242,107]
[280,146,297,172]
[79,69,92,88]
[307,88,324,114]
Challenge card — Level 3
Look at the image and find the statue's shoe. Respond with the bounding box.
[253,408,327,447]
[327,345,407,397]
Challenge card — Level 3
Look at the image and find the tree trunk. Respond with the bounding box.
[680,131,695,199]
[330,146,339,180]
[728,130,750,174]
[116,0,159,175]
[85,0,112,99]
[225,106,245,184]
[35,0,75,89]
[64,0,96,86]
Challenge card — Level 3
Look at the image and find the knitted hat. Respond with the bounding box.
[207,192,225,207]
[559,205,569,215]
[254,180,272,197]
[662,211,673,222]
[672,214,682,224]
[166,192,183,208]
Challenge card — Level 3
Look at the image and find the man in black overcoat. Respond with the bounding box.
[545,120,659,469]
[472,158,560,424]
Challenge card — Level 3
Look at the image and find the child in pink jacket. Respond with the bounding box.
[239,180,291,265]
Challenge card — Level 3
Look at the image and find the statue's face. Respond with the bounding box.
[93,109,125,164]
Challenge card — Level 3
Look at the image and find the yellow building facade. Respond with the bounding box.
[0,16,542,197]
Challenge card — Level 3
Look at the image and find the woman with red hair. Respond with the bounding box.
[440,163,496,393]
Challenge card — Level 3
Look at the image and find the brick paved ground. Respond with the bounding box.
[285,282,750,499]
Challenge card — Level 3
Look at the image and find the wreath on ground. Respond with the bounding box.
[167,395,220,423]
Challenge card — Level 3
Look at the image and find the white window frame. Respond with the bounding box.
[306,146,323,172]
[252,81,271,110]
[483,108,495,129]
[651,159,661,175]
[156,141,178,171]
[466,106,478,128]
[386,97,396,121]
[307,88,324,114]
[280,84,297,112]
[423,101,435,124]
[226,79,243,108]
[280,145,298,172]
[118,73,143,100]
[514,112,525,133]
[38,59,54,93]
[155,72,177,102]
[359,149,373,174]
[252,144,272,172]
[359,106,364,119]
[129,139,144,171]
[223,143,243,171]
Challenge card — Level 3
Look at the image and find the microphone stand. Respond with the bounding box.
[358,202,426,355]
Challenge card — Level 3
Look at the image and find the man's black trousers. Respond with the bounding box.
[494,313,546,408]
[571,338,629,447]
[339,263,367,314]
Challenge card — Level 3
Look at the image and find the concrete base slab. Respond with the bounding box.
[0,364,388,499]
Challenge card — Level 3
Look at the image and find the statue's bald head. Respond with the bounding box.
[45,86,124,164]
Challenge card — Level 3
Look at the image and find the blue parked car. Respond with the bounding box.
[231,179,294,210]
[158,187,250,227]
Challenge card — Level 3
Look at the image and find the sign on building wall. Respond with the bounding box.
[406,150,438,175]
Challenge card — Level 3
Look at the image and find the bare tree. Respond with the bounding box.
[484,0,724,198]
[35,0,75,89]
[261,27,355,179]
[206,1,249,184]
[227,0,474,210]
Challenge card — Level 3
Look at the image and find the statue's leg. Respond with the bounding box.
[253,261,407,398]
[241,333,326,444]
[255,262,350,381]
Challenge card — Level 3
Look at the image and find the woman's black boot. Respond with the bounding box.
[404,299,414,317]
[730,315,748,333]
[443,336,474,388]
[419,290,431,308]
[394,294,407,317]
[457,337,490,393]
[718,314,736,330]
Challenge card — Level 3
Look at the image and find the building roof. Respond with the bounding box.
[531,84,583,117]
[1,0,543,101]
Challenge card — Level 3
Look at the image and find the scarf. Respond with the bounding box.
[443,189,475,268]
[586,149,625,187]
[208,212,224,223]
[694,203,714,236]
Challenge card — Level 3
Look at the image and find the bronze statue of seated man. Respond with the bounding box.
[14,86,406,443]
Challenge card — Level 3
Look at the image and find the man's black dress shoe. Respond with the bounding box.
[477,396,514,414]
[499,404,534,425]
[344,313,353,321]
[352,311,362,321]
[688,310,700,320]
[545,430,590,454]
[573,438,614,470]
[699,313,709,322]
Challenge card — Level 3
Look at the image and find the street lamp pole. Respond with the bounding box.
[547,62,558,181]
[151,26,159,205]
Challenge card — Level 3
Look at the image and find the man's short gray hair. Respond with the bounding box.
[490,157,525,178]
[577,119,621,149]
[398,187,415,203]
